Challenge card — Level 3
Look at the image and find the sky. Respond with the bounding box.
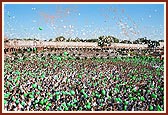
[4,3,165,41]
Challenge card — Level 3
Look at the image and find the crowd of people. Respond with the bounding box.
[4,51,164,111]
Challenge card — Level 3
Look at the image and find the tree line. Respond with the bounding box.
[6,36,163,49]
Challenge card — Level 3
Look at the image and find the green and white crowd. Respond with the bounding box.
[4,51,164,111]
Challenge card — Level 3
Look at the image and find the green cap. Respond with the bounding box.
[151,93,157,98]
[86,103,91,109]
[67,103,71,107]
[55,91,60,95]
[140,96,145,101]
[36,91,40,95]
[56,95,60,100]
[4,93,10,98]
[44,99,48,103]
[73,99,78,103]
[160,88,164,91]
[79,107,83,110]
[78,75,82,79]
[157,105,163,111]
[133,97,137,101]
[64,52,68,55]
[115,98,119,102]
[47,103,52,107]
[35,100,39,104]
[21,101,25,106]
[101,90,106,96]
[84,93,88,98]
[46,106,50,110]
[64,106,68,111]
[137,93,141,96]
[124,105,127,111]
[12,96,15,101]
[32,84,37,88]
[129,94,132,98]
[124,101,128,105]
[40,100,44,105]
[29,94,34,99]
[94,83,97,86]
[16,100,19,104]
[70,90,75,95]
[4,100,7,105]
[149,105,153,111]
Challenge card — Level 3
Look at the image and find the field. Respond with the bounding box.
[4,51,164,111]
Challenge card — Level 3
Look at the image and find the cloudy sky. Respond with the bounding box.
[4,3,164,41]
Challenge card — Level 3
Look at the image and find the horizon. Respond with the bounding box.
[4,3,165,41]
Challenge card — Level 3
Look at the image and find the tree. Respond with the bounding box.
[49,39,53,41]
[133,40,139,44]
[98,35,120,47]
[86,39,98,42]
[113,37,119,43]
[158,40,164,42]
[98,36,105,47]
[148,40,160,49]
[74,37,81,42]
[120,40,132,44]
[54,36,66,42]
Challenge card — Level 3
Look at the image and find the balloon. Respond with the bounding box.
[7,12,11,17]
[39,27,43,30]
